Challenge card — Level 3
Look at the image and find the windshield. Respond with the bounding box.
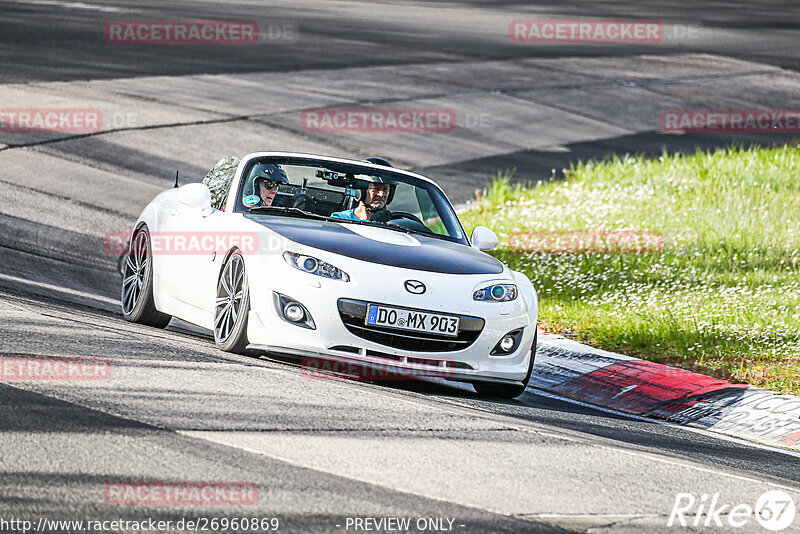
[233,157,467,244]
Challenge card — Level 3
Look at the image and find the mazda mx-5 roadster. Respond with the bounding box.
[121,152,538,398]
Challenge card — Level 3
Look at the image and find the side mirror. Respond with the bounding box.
[177,183,212,211]
[470,226,499,251]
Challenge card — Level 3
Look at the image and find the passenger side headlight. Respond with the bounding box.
[283,251,350,282]
[474,284,517,302]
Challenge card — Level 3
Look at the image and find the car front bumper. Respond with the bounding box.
[246,268,537,383]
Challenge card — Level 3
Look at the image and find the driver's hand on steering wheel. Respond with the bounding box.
[371,209,393,223]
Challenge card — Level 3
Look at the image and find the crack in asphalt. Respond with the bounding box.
[177,427,517,433]
[0,64,781,155]
[0,176,135,219]
[0,114,248,152]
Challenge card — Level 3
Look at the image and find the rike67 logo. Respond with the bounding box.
[669,490,797,531]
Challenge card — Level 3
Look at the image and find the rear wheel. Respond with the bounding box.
[121,226,172,328]
[213,251,256,355]
[473,329,538,399]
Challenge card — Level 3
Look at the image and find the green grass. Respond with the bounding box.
[460,145,800,395]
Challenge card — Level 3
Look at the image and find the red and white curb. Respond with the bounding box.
[532,332,800,452]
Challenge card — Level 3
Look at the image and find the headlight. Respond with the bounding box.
[474,284,517,302]
[283,251,350,282]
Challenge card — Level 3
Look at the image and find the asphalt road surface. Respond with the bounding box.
[1,1,800,533]
[2,0,800,82]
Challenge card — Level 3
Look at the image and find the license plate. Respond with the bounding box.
[366,304,460,337]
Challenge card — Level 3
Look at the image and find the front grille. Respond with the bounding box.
[337,299,484,352]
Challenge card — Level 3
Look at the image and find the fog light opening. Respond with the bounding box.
[284,303,305,322]
[273,292,316,330]
[490,328,524,355]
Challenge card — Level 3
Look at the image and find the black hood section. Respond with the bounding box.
[246,215,503,275]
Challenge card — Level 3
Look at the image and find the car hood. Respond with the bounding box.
[245,214,504,275]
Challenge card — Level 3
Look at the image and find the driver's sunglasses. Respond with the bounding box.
[259,180,280,191]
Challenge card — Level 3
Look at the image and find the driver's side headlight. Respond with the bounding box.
[474,284,517,302]
[283,252,350,282]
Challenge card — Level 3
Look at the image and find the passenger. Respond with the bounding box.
[242,164,289,208]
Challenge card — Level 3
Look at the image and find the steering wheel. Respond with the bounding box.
[387,211,430,233]
[389,211,425,225]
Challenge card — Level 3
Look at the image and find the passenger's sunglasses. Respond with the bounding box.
[258,180,280,191]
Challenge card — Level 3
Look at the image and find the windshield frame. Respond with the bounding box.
[231,154,469,246]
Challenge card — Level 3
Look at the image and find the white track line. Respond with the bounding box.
[10,0,129,12]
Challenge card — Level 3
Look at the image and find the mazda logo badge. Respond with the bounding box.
[404,280,426,294]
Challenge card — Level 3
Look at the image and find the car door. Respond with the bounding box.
[158,202,223,328]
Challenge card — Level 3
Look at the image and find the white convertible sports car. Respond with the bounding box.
[121,152,538,398]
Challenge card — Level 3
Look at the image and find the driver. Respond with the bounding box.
[242,163,289,208]
[330,177,393,222]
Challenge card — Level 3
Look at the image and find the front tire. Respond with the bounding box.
[121,226,172,328]
[213,251,255,355]
[473,329,538,399]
